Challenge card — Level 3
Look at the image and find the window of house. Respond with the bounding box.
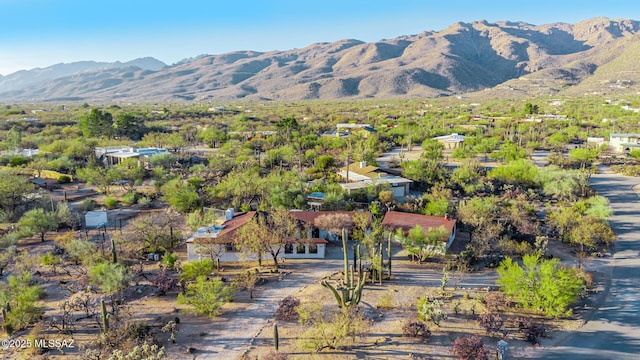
[308,244,318,254]
[297,244,306,254]
[225,244,236,252]
[284,243,293,254]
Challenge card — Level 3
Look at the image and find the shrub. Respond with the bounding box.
[177,276,234,318]
[275,296,301,321]
[402,320,431,340]
[137,196,152,208]
[57,175,72,184]
[482,292,509,312]
[376,292,394,309]
[510,317,547,345]
[88,263,132,294]
[8,156,29,167]
[122,191,140,205]
[162,252,179,270]
[477,312,504,335]
[452,335,489,360]
[81,199,98,212]
[151,269,177,296]
[417,297,447,326]
[104,197,119,209]
[41,253,61,266]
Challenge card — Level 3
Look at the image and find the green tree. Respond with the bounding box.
[0,272,44,333]
[569,217,615,252]
[177,276,234,318]
[0,171,33,215]
[420,139,444,161]
[523,102,539,115]
[78,109,114,138]
[18,208,58,242]
[161,178,202,213]
[76,165,119,195]
[197,127,227,148]
[473,137,499,161]
[65,239,101,266]
[489,141,526,163]
[488,159,539,186]
[457,196,499,241]
[568,148,598,169]
[111,158,146,191]
[4,125,22,150]
[114,112,145,140]
[400,225,448,262]
[497,254,584,317]
[179,258,216,282]
[276,117,300,136]
[401,159,444,189]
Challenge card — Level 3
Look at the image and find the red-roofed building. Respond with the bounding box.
[186,211,329,261]
[382,211,457,253]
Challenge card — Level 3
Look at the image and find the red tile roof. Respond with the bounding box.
[190,211,255,244]
[382,211,456,242]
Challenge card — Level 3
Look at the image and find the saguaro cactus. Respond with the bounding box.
[111,237,117,264]
[100,299,109,333]
[273,323,279,351]
[321,231,365,309]
[387,235,392,279]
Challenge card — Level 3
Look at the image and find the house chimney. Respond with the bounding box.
[225,208,235,221]
[359,161,366,168]
[444,212,449,220]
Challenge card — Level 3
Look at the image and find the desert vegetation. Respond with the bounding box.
[0,94,634,358]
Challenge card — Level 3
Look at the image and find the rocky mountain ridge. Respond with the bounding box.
[1,17,639,102]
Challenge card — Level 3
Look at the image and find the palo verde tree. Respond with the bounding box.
[400,225,448,262]
[18,208,59,242]
[177,276,234,318]
[497,254,585,317]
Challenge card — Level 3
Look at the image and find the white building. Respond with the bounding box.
[185,211,328,262]
[609,133,640,153]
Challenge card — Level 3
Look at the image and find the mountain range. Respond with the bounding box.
[2,17,640,103]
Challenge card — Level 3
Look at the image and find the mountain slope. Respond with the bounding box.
[2,18,640,102]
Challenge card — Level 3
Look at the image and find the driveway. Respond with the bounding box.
[538,169,640,359]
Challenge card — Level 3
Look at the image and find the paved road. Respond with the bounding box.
[539,170,640,359]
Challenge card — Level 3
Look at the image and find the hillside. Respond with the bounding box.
[1,17,640,102]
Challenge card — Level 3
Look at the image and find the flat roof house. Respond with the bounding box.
[609,133,640,153]
[338,162,413,200]
[433,133,465,149]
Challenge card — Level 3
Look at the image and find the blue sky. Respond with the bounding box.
[0,0,638,75]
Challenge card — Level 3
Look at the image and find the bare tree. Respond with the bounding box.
[236,210,299,267]
[314,213,353,243]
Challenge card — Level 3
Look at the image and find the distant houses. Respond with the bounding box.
[95,146,169,166]
[324,124,377,138]
[432,133,465,149]
[337,162,413,199]
[609,133,640,153]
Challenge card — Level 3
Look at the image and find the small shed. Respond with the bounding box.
[85,211,108,228]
